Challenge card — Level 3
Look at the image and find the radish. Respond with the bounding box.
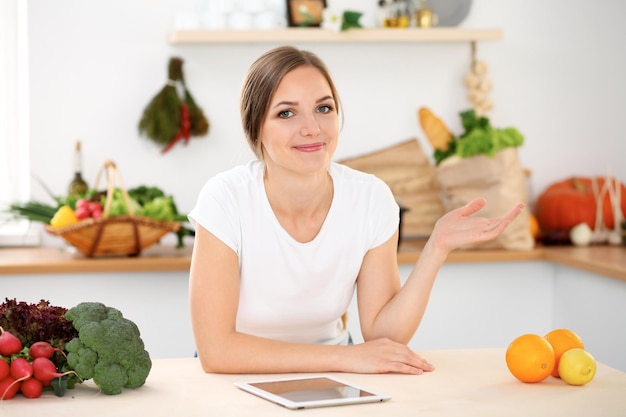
[0,376,20,400]
[29,341,66,359]
[91,207,103,218]
[76,198,89,210]
[2,357,34,397]
[75,206,91,219]
[0,361,8,380]
[10,358,32,381]
[20,377,43,399]
[0,327,22,357]
[88,201,102,213]
[32,357,80,384]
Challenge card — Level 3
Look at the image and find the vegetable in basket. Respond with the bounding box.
[128,186,175,220]
[105,188,142,217]
[5,183,193,248]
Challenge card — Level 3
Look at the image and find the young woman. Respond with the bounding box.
[188,46,523,375]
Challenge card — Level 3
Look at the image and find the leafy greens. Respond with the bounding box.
[434,109,524,165]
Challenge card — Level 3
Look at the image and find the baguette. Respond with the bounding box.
[418,107,452,151]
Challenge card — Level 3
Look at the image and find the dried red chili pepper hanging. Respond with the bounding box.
[138,57,209,154]
[160,103,191,154]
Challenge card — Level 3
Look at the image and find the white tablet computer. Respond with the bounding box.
[234,375,391,410]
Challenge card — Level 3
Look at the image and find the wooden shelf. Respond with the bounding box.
[169,27,503,44]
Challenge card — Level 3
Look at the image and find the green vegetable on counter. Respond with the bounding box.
[7,201,58,224]
[64,302,152,395]
[434,109,525,165]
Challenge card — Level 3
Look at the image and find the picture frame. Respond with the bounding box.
[286,0,327,27]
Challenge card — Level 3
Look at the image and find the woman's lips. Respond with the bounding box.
[294,142,325,152]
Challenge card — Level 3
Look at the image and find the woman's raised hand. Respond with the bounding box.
[430,198,524,253]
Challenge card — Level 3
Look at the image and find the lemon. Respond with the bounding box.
[558,348,597,386]
[50,205,79,228]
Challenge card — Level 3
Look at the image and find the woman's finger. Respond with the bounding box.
[458,197,487,217]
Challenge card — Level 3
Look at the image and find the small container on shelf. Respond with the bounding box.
[415,0,438,28]
[68,140,88,197]
[379,0,411,28]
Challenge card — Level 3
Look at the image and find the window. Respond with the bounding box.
[0,0,37,246]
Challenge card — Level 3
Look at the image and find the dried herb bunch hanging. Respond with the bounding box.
[138,57,209,154]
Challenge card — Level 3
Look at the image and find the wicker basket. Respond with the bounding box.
[45,160,181,257]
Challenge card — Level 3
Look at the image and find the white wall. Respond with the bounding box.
[26,0,626,219]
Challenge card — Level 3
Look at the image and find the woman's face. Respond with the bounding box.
[260,65,339,175]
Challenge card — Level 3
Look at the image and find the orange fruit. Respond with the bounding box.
[544,328,585,378]
[506,334,555,383]
[529,214,540,239]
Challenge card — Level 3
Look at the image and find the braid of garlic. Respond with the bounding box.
[463,42,493,117]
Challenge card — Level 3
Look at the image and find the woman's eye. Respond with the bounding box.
[278,109,293,118]
[317,104,333,113]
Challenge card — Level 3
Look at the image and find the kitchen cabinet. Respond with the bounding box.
[4,269,194,360]
[346,260,626,374]
[347,262,552,349]
[3,247,625,372]
[168,27,502,44]
[551,265,626,376]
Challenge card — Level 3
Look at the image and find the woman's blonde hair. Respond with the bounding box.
[240,46,342,159]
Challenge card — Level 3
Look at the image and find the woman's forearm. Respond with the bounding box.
[362,239,450,344]
[197,331,433,375]
[197,332,347,374]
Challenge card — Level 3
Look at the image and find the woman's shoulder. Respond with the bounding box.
[330,162,389,189]
[203,160,262,190]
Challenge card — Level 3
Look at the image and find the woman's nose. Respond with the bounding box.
[300,113,321,136]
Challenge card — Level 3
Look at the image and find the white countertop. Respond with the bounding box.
[2,348,625,416]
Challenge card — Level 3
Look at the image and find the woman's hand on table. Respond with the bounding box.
[345,338,435,375]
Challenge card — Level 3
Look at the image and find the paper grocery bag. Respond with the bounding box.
[435,147,534,250]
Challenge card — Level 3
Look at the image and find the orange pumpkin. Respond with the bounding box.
[535,177,626,232]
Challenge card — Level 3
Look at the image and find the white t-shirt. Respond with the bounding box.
[188,160,399,345]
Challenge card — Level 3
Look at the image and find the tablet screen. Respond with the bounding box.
[250,377,375,402]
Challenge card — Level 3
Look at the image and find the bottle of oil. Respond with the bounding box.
[68,140,88,197]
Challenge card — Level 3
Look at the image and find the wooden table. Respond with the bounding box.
[2,349,625,416]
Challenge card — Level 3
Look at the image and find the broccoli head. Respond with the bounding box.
[64,302,152,395]
[65,338,98,379]
[94,362,128,395]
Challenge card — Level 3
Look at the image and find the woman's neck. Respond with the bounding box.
[264,163,334,242]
